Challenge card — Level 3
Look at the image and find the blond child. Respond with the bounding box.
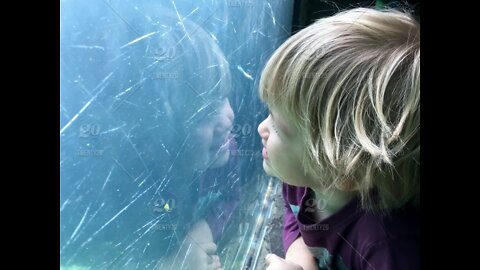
[257,7,420,270]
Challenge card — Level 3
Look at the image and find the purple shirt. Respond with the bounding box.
[282,183,419,270]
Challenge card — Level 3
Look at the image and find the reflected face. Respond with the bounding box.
[192,97,234,170]
[257,106,314,187]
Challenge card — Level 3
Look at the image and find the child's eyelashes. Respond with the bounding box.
[271,122,279,134]
[267,112,279,134]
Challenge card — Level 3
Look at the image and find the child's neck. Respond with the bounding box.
[310,187,357,221]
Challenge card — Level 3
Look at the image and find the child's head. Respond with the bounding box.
[102,5,234,173]
[258,8,420,211]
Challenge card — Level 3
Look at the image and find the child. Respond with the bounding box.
[257,7,419,270]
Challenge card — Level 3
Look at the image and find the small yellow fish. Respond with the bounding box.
[163,203,171,212]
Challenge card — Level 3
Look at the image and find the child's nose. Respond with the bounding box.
[214,99,234,134]
[223,99,234,124]
[257,118,269,140]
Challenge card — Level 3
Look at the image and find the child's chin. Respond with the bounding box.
[262,161,274,176]
[209,149,230,168]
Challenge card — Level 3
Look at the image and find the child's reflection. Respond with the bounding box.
[159,96,237,270]
[60,2,241,269]
[193,97,235,170]
[122,7,239,270]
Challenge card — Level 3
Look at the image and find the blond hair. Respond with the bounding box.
[259,8,420,211]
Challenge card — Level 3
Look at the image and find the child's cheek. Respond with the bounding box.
[193,122,215,148]
[266,140,283,172]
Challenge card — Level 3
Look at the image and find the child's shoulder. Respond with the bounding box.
[354,203,420,247]
[347,204,420,269]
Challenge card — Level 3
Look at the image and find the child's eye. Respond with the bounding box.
[271,122,279,134]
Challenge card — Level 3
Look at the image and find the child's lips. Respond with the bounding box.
[210,133,232,152]
[262,147,269,160]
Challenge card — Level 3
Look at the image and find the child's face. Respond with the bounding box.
[191,97,234,170]
[257,106,316,187]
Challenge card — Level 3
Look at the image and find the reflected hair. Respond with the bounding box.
[259,8,420,211]
[106,5,231,128]
[103,4,232,173]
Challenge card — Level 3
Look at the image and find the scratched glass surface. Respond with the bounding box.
[60,0,293,269]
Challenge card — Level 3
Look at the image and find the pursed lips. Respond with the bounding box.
[210,132,233,150]
[261,140,269,159]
